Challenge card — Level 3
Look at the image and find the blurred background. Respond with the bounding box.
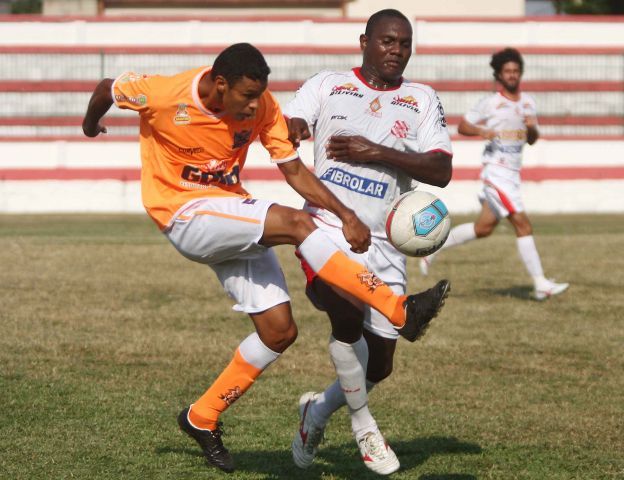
[0,0,622,214]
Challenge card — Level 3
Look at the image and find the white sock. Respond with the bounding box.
[516,235,546,286]
[311,379,377,427]
[238,332,280,369]
[328,336,377,438]
[297,228,341,272]
[428,222,477,262]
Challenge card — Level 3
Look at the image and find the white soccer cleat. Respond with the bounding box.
[357,430,400,475]
[419,256,431,276]
[292,392,325,468]
[533,279,569,301]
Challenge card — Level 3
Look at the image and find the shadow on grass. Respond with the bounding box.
[158,436,481,479]
[488,285,533,300]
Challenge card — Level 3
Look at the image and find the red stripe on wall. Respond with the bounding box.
[1,80,621,93]
[3,166,624,181]
[1,45,623,55]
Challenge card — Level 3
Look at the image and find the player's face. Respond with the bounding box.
[361,17,412,83]
[222,76,267,121]
[498,61,522,93]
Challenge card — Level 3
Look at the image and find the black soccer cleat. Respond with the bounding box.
[177,407,235,473]
[396,279,451,342]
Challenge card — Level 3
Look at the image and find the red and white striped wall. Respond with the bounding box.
[1,139,622,214]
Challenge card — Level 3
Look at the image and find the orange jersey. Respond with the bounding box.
[112,68,297,230]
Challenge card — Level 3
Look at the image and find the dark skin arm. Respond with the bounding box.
[287,117,452,188]
[524,115,539,145]
[82,78,114,137]
[277,158,371,252]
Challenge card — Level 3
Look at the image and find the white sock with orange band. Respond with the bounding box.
[298,229,406,327]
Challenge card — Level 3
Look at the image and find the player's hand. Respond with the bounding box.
[286,117,311,148]
[524,115,537,129]
[326,135,380,163]
[341,212,371,253]
[82,121,107,138]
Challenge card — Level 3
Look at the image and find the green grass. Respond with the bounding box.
[1,214,623,479]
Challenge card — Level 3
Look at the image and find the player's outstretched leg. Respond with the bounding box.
[395,279,451,342]
[178,407,234,473]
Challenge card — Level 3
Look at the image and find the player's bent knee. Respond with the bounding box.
[262,323,298,353]
[289,209,317,239]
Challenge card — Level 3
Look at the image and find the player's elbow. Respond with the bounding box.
[431,154,453,188]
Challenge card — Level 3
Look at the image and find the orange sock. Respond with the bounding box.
[188,348,262,430]
[316,251,407,328]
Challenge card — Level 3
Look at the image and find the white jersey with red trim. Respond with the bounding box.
[283,68,452,238]
[465,91,538,173]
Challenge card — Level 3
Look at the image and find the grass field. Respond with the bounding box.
[1,213,623,480]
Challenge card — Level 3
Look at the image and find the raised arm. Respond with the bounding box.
[82,78,114,137]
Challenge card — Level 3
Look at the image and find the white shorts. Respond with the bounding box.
[478,164,524,219]
[164,196,290,314]
[301,219,406,340]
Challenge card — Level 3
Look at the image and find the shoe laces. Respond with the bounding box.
[360,431,386,461]
[207,422,228,453]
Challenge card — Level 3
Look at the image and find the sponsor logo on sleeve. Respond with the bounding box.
[118,73,148,84]
[330,115,348,120]
[436,94,447,128]
[329,83,364,98]
[320,167,388,199]
[173,103,191,125]
[114,94,147,106]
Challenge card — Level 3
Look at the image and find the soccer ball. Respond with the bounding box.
[385,191,451,257]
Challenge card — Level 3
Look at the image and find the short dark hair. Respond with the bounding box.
[365,9,410,37]
[211,43,270,85]
[490,47,524,78]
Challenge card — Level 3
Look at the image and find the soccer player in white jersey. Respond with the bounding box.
[283,9,452,475]
[420,48,569,301]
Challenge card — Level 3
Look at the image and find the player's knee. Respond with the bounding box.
[366,360,393,383]
[289,209,317,240]
[475,224,493,238]
[270,322,298,353]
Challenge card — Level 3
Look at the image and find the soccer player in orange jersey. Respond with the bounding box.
[82,43,448,473]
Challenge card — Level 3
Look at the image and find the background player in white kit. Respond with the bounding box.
[420,47,568,301]
[284,9,452,475]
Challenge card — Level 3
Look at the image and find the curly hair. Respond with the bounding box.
[490,47,524,80]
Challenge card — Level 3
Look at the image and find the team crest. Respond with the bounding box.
[232,129,252,149]
[366,96,383,118]
[357,271,385,292]
[173,103,191,125]
[391,120,409,139]
[391,95,420,113]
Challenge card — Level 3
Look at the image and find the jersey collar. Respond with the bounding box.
[192,67,226,118]
[352,67,403,92]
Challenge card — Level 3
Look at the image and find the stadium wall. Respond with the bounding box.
[1,140,622,215]
[0,16,623,47]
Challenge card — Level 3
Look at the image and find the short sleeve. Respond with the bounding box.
[260,91,299,163]
[282,71,328,127]
[407,89,453,155]
[464,95,490,125]
[111,71,154,114]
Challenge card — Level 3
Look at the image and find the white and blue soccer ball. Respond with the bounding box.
[385,190,451,257]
